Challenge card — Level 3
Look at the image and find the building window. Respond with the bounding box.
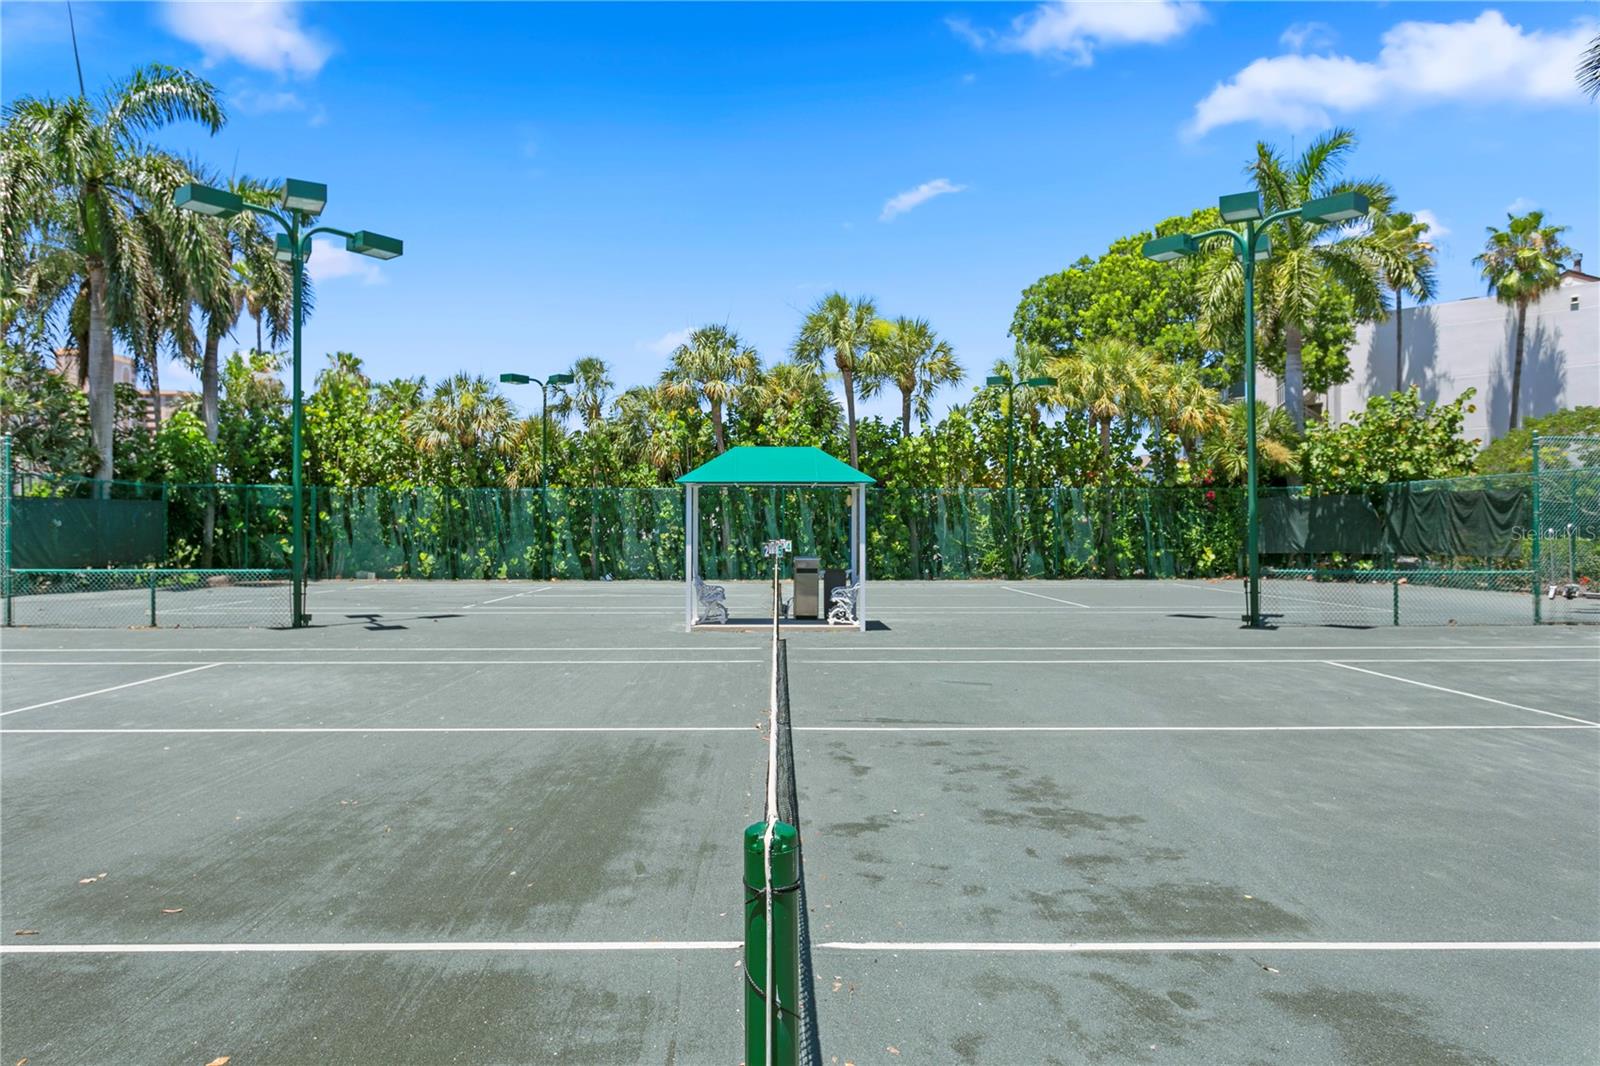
[1573,295,1581,311]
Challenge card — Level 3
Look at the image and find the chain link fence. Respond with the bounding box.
[1261,567,1536,628]
[1533,434,1600,624]
[6,568,291,628]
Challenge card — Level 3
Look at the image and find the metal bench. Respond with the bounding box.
[694,577,728,624]
[827,571,860,625]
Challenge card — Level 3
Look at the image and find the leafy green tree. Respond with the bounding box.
[0,345,96,475]
[660,324,758,454]
[1011,209,1225,368]
[1476,406,1600,474]
[1371,210,1437,386]
[862,316,963,435]
[1201,129,1392,432]
[1256,280,1358,401]
[1301,387,1478,491]
[3,64,225,481]
[793,292,876,467]
[216,349,289,484]
[738,360,840,447]
[1473,210,1573,432]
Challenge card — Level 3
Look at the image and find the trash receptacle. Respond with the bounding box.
[793,556,821,619]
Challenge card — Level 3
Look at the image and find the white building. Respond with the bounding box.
[1264,266,1599,445]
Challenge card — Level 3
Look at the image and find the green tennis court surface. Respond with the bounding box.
[3,579,1597,1063]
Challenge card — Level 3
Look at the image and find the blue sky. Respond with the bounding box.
[4,1,1596,422]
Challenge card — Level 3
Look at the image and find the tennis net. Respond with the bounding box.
[745,548,822,1066]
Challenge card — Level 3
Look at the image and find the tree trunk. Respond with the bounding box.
[146,350,161,432]
[201,325,222,567]
[86,260,114,487]
[1393,286,1404,391]
[1283,324,1306,432]
[1509,300,1527,431]
[255,312,263,356]
[711,399,725,453]
[842,367,859,467]
[900,387,912,437]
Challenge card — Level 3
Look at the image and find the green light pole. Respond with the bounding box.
[1142,189,1367,627]
[176,180,402,628]
[500,370,575,580]
[985,373,1056,576]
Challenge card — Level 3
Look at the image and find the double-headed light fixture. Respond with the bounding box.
[1140,188,1368,627]
[175,178,403,628]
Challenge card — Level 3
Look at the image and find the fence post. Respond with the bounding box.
[149,569,157,627]
[744,821,799,1066]
[2,435,11,627]
[1531,432,1542,624]
[1392,571,1400,626]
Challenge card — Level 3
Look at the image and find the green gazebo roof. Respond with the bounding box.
[676,446,874,486]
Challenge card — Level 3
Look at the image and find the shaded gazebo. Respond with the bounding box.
[677,446,874,631]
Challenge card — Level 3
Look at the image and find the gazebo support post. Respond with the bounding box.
[853,483,867,632]
[684,484,698,632]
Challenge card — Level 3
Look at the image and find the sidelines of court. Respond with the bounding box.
[3,938,1595,956]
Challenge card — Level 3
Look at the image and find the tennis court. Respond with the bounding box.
[2,578,1597,1063]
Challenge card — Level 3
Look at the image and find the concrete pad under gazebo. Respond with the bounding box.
[676,446,874,632]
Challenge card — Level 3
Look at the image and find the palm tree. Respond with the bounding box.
[1152,360,1226,463]
[1474,211,1572,432]
[990,341,1056,432]
[406,373,515,486]
[1200,400,1300,484]
[1371,211,1437,388]
[792,292,876,466]
[1203,129,1391,433]
[744,359,840,444]
[660,324,758,454]
[1580,32,1600,96]
[862,316,963,435]
[3,64,225,482]
[1045,337,1158,476]
[552,355,613,429]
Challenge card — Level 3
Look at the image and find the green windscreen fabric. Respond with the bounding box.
[1259,479,1532,560]
[11,498,165,568]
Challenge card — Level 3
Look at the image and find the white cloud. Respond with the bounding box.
[160,1,332,77]
[880,178,966,222]
[640,327,693,357]
[1279,21,1336,53]
[949,1,1205,65]
[306,238,384,286]
[1412,209,1449,241]
[1190,11,1594,137]
[1505,197,1540,216]
[230,86,307,115]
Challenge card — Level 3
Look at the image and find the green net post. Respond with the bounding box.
[149,569,158,627]
[1392,571,1400,626]
[744,820,799,1066]
[1531,432,1542,624]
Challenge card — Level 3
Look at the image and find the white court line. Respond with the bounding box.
[6,724,1591,736]
[819,940,1600,954]
[468,587,555,608]
[1,940,740,955]
[1325,661,1600,727]
[3,657,1593,668]
[0,664,222,718]
[1,726,757,735]
[3,642,1593,654]
[1002,586,1091,608]
[793,724,1597,733]
[1,659,766,667]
